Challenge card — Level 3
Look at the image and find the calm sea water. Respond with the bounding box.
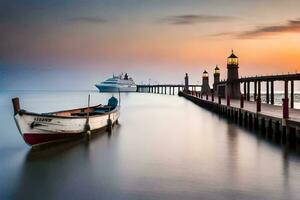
[1,91,300,200]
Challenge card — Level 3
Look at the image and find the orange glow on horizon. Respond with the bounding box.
[5,23,300,76]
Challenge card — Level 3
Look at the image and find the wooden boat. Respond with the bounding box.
[12,96,120,146]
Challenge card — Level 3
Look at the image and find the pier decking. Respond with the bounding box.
[220,96,300,122]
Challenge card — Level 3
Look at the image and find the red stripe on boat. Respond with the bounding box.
[23,133,81,145]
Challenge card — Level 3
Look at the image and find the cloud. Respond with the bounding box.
[238,19,300,38]
[160,14,235,25]
[208,32,236,37]
[69,17,108,24]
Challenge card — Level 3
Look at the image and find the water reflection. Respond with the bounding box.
[226,123,239,184]
[25,127,118,161]
[13,129,117,200]
[25,138,85,161]
[1,91,300,199]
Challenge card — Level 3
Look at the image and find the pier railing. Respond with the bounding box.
[217,73,300,108]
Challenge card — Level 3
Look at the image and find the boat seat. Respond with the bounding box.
[71,111,108,116]
[71,112,88,116]
[94,107,111,112]
[92,110,108,114]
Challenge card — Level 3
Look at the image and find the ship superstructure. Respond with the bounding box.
[95,73,137,92]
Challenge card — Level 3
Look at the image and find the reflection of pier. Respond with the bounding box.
[180,92,300,147]
[136,84,201,95]
[178,51,300,147]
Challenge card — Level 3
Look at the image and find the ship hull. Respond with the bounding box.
[95,85,137,92]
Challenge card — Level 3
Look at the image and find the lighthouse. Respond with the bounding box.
[201,70,211,94]
[213,65,220,95]
[226,50,241,99]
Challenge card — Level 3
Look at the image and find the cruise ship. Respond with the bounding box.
[95,73,137,92]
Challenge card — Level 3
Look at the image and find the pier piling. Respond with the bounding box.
[227,96,230,106]
[256,97,261,112]
[266,81,270,104]
[240,94,244,108]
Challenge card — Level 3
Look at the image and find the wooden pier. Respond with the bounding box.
[217,73,300,108]
[179,91,300,147]
[136,84,201,95]
[137,51,300,147]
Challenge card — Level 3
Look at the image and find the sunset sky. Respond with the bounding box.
[1,0,300,90]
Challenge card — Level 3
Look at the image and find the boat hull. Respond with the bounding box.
[23,133,82,146]
[95,84,137,92]
[14,107,120,146]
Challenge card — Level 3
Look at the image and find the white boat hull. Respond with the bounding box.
[95,84,137,92]
[14,107,120,146]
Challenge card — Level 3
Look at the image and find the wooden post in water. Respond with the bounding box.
[246,81,250,101]
[243,82,246,100]
[227,96,230,106]
[258,81,261,100]
[266,81,270,104]
[256,81,261,112]
[240,94,244,108]
[282,80,289,144]
[254,81,257,101]
[85,94,91,136]
[218,96,221,105]
[212,94,214,102]
[283,80,289,119]
[291,80,294,108]
[271,81,274,105]
[256,97,261,112]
